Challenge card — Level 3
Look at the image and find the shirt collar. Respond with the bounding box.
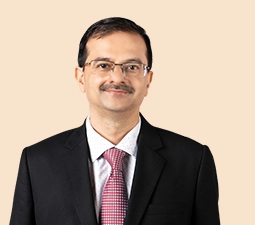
[86,116,141,162]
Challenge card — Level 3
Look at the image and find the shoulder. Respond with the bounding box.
[140,115,202,147]
[28,128,76,149]
[154,126,215,165]
[151,124,209,159]
[140,115,206,154]
[24,123,85,158]
[143,126,215,172]
[155,127,202,148]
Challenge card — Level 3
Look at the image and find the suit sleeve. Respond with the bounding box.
[192,145,220,225]
[10,148,36,225]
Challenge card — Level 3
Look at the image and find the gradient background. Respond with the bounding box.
[1,1,254,224]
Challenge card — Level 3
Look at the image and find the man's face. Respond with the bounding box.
[76,31,153,115]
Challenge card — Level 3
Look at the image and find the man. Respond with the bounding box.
[10,17,220,225]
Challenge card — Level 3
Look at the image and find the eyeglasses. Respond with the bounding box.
[84,60,150,78]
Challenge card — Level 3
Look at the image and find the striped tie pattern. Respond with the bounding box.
[101,148,128,225]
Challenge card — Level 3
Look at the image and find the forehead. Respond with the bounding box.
[86,31,147,63]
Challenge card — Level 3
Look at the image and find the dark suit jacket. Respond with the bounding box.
[10,115,220,225]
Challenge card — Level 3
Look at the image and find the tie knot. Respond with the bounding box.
[104,148,126,171]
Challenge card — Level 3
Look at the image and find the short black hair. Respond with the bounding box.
[78,17,152,70]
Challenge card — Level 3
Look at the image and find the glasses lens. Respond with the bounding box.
[89,60,147,77]
[123,63,146,77]
[91,61,113,75]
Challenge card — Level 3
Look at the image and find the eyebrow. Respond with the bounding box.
[93,57,144,64]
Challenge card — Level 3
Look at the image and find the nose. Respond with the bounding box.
[109,64,126,82]
[111,64,125,74]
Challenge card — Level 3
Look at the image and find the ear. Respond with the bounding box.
[147,71,153,88]
[75,67,86,93]
[144,71,153,96]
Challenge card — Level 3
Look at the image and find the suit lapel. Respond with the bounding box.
[61,123,98,225]
[61,116,165,225]
[125,116,166,225]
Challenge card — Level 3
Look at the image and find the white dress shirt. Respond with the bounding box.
[86,116,141,220]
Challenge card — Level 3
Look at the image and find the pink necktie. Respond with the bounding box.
[101,148,128,225]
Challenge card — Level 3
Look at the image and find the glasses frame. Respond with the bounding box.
[83,59,151,78]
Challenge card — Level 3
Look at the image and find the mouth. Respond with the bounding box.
[100,84,135,94]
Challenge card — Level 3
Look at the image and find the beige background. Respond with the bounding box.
[1,0,254,224]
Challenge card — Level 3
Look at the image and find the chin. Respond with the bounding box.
[104,105,133,114]
[107,108,130,113]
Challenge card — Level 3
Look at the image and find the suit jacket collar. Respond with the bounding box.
[125,114,166,225]
[62,124,98,225]
[62,114,166,225]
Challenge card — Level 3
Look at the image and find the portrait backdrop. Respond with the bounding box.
[1,1,254,224]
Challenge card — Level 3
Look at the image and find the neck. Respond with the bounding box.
[89,110,140,145]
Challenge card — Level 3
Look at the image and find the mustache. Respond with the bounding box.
[100,84,135,94]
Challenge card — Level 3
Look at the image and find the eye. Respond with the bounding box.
[94,61,112,70]
[99,64,109,69]
[126,63,141,70]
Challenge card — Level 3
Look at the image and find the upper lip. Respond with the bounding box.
[105,88,128,93]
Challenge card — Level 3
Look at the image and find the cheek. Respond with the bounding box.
[85,75,107,97]
[88,74,106,86]
[135,83,150,98]
[142,80,151,95]
[144,77,152,97]
[85,75,97,90]
[144,88,149,97]
[144,85,150,97]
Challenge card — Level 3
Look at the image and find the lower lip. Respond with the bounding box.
[105,90,129,95]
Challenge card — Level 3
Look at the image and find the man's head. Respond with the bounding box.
[75,17,153,116]
[78,17,153,70]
